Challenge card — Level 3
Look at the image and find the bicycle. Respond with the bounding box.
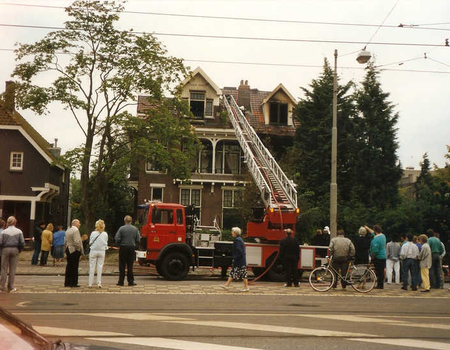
[308,256,377,293]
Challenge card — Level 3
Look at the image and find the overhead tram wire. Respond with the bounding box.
[365,0,400,47]
[0,23,447,48]
[1,47,449,74]
[0,2,450,32]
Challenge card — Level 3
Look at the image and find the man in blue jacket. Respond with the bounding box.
[426,229,444,289]
[367,225,386,289]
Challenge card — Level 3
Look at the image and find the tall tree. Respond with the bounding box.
[12,1,197,231]
[353,63,402,209]
[291,59,356,206]
[416,153,433,187]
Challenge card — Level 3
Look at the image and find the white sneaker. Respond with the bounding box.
[9,288,17,293]
[220,285,229,290]
[241,288,250,292]
[98,284,102,289]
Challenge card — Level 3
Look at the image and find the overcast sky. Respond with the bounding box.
[0,0,449,170]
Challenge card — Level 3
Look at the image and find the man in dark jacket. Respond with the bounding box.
[31,221,45,265]
[279,229,300,287]
[115,215,140,286]
[352,226,372,265]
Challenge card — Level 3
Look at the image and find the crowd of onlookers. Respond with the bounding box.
[0,215,140,292]
[31,221,67,267]
[0,215,447,293]
[312,225,448,292]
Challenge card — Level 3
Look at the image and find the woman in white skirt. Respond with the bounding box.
[88,219,109,288]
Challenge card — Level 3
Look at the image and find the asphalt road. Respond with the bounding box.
[1,275,450,350]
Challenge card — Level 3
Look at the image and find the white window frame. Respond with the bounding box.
[205,98,214,118]
[269,102,288,125]
[150,183,165,201]
[188,91,214,120]
[145,159,167,174]
[179,185,203,221]
[222,187,240,209]
[10,152,24,171]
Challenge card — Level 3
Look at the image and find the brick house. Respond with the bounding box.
[0,82,70,237]
[135,67,297,230]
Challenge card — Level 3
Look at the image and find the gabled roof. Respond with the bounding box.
[181,67,222,95]
[0,100,61,165]
[222,86,297,137]
[262,83,297,105]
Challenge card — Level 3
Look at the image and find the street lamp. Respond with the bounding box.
[330,49,371,239]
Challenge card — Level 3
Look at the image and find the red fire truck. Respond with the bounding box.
[136,95,326,280]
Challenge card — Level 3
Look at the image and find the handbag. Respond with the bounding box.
[88,232,102,251]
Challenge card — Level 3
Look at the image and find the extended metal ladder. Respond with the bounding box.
[223,95,297,210]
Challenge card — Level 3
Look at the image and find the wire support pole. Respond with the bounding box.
[330,49,338,240]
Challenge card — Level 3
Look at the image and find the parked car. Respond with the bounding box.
[0,306,110,349]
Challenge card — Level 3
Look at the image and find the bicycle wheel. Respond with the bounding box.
[309,266,335,292]
[350,266,377,293]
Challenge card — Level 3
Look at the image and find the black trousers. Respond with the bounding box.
[40,250,49,266]
[331,259,349,288]
[64,249,81,287]
[373,258,386,288]
[283,258,299,286]
[118,246,135,284]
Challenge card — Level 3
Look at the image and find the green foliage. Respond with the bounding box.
[290,59,356,203]
[232,173,265,234]
[295,191,327,244]
[220,110,229,128]
[12,0,196,231]
[290,60,411,240]
[221,229,233,242]
[352,63,403,210]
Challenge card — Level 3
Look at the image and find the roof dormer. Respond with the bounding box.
[180,67,221,120]
[261,83,297,126]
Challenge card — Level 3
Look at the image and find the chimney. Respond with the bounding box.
[4,81,16,113]
[237,80,251,111]
[48,138,61,158]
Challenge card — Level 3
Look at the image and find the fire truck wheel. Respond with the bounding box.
[155,261,162,276]
[267,261,286,282]
[251,267,265,277]
[161,252,190,281]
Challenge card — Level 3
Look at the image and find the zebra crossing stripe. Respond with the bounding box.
[162,320,374,338]
[87,337,262,350]
[301,314,450,331]
[349,338,450,350]
[33,326,131,337]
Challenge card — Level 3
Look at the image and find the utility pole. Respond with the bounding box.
[330,49,338,239]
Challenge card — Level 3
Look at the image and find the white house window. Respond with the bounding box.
[215,141,242,174]
[198,140,213,173]
[205,99,213,117]
[146,158,163,173]
[269,102,288,125]
[150,187,164,201]
[180,187,202,221]
[10,152,23,171]
[222,189,240,208]
[222,187,242,230]
[190,91,206,119]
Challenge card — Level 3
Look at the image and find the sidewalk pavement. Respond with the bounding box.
[16,258,220,277]
[17,259,120,276]
[13,259,450,297]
